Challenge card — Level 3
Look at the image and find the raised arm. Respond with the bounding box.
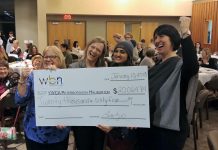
[180,17,199,78]
[15,68,33,104]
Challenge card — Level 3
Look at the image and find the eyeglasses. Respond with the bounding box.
[125,36,131,39]
[113,49,127,54]
[43,55,58,59]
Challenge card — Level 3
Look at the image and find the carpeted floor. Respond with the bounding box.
[1,108,218,150]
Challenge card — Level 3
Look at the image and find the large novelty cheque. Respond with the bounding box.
[34,66,150,128]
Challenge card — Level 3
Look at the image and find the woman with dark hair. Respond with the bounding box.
[69,37,107,150]
[0,31,7,49]
[136,17,199,150]
[195,42,202,54]
[26,45,40,60]
[98,41,137,150]
[72,40,81,51]
[0,45,8,61]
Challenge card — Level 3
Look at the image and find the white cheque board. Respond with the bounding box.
[34,66,150,127]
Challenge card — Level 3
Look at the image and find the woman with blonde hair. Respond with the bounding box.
[69,37,107,150]
[0,45,8,61]
[70,37,107,68]
[15,46,70,150]
[31,54,43,70]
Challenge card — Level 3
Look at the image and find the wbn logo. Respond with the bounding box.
[38,75,63,85]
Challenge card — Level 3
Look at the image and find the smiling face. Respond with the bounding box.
[86,42,104,64]
[43,49,61,69]
[32,46,38,54]
[32,57,43,70]
[112,48,128,64]
[154,34,174,58]
[0,67,9,79]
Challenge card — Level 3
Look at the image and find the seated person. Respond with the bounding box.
[10,40,22,58]
[199,48,218,70]
[0,60,20,125]
[0,45,8,61]
[60,43,73,68]
[194,42,202,54]
[140,48,155,69]
[26,45,41,60]
[31,54,43,70]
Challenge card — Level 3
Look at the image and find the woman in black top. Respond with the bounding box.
[136,17,199,150]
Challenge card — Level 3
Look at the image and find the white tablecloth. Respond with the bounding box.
[9,60,32,74]
[199,67,218,85]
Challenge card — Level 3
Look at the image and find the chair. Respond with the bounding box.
[71,53,79,62]
[189,88,211,150]
[207,130,218,150]
[196,89,210,128]
[205,75,218,120]
[186,74,199,150]
[191,103,199,150]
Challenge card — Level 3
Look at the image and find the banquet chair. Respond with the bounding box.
[207,130,218,150]
[205,75,218,119]
[71,54,79,60]
[196,89,210,128]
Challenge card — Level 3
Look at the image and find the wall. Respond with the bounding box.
[45,0,192,16]
[191,0,218,52]
[15,0,37,51]
[36,0,192,51]
[47,15,180,45]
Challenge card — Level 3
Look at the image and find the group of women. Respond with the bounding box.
[13,17,198,150]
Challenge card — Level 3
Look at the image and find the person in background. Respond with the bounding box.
[140,48,155,69]
[26,45,40,60]
[148,38,156,49]
[54,40,60,48]
[136,17,199,150]
[130,39,140,65]
[0,60,20,124]
[25,43,33,54]
[0,60,11,97]
[123,32,140,64]
[31,54,43,70]
[194,42,202,54]
[98,41,137,150]
[124,32,133,41]
[69,37,107,150]
[72,41,81,52]
[15,46,70,150]
[140,39,147,50]
[0,31,7,49]
[0,45,8,61]
[6,31,15,54]
[137,42,145,61]
[199,48,218,69]
[60,43,73,68]
[10,40,22,58]
[113,33,124,44]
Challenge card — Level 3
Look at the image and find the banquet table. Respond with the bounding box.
[9,60,33,74]
[199,67,218,85]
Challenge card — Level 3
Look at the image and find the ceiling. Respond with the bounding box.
[0,0,15,22]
